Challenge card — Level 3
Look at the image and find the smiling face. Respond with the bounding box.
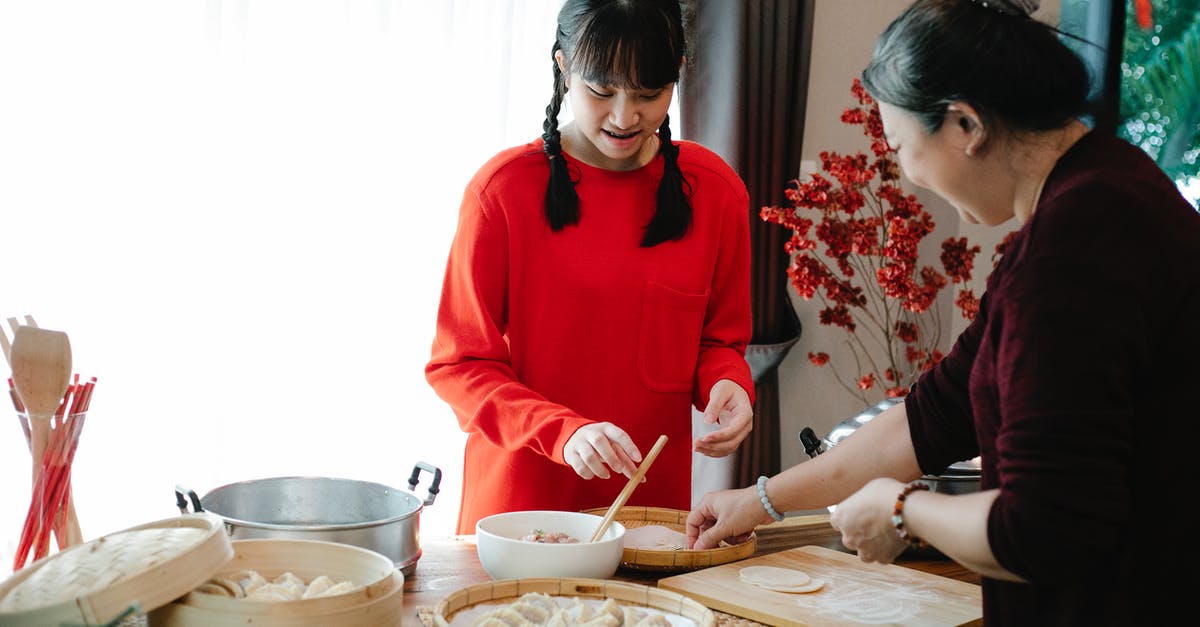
[556,51,675,171]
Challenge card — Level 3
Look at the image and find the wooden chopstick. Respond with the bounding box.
[589,434,668,543]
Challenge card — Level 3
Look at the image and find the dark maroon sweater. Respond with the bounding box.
[906,131,1200,626]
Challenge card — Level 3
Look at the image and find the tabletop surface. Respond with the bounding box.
[404,514,981,626]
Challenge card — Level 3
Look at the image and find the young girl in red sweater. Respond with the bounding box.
[427,0,756,534]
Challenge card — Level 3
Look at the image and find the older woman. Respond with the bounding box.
[686,1,1200,625]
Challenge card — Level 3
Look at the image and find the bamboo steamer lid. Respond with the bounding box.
[0,513,233,625]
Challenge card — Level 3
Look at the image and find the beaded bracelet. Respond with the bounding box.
[756,475,785,522]
[891,481,930,548]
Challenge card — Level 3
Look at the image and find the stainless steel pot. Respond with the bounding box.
[799,398,980,496]
[175,462,442,576]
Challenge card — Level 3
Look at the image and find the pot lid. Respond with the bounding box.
[0,512,233,625]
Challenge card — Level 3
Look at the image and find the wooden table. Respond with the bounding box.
[403,514,981,626]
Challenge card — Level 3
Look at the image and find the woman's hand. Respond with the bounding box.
[563,422,642,480]
[829,477,908,564]
[685,485,770,550]
[694,379,753,457]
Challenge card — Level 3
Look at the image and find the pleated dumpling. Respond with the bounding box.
[631,614,672,627]
[319,580,357,598]
[302,575,335,599]
[471,606,530,626]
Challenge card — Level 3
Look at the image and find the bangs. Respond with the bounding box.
[570,6,684,90]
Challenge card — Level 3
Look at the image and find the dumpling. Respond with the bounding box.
[245,582,299,602]
[544,610,572,627]
[232,570,269,596]
[517,592,558,614]
[472,606,531,626]
[597,598,622,621]
[302,575,336,599]
[318,581,357,598]
[631,614,672,627]
[273,572,307,598]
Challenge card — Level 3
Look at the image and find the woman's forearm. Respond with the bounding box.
[768,403,923,513]
[902,488,1025,582]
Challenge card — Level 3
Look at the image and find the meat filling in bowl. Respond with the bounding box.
[521,529,580,544]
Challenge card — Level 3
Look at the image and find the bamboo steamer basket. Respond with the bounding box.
[0,513,233,626]
[149,538,404,627]
[433,577,716,627]
[581,506,756,572]
[0,514,404,627]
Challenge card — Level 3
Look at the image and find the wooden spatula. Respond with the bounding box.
[10,326,72,485]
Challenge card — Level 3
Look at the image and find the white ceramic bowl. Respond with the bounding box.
[475,510,625,580]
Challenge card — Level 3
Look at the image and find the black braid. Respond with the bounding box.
[542,48,580,231]
[641,114,692,247]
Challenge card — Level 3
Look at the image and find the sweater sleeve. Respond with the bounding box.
[425,183,591,465]
[692,183,755,410]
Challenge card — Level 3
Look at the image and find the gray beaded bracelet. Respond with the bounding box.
[756,475,785,522]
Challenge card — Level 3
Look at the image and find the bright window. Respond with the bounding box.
[0,0,583,561]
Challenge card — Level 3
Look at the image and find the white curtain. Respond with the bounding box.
[0,0,570,563]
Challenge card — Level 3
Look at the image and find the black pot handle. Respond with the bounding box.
[799,427,824,459]
[175,484,205,514]
[407,462,442,507]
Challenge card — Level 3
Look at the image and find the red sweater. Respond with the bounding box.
[427,139,755,534]
[906,131,1200,625]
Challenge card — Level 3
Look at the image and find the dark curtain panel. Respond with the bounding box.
[681,0,813,487]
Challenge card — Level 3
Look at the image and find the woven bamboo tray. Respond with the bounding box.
[433,578,715,627]
[581,506,755,572]
[0,513,232,625]
[150,538,405,626]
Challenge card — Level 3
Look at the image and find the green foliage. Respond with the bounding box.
[1119,1,1200,192]
[1061,0,1200,206]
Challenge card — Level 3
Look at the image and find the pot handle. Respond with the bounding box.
[799,428,824,459]
[407,462,442,507]
[175,484,205,514]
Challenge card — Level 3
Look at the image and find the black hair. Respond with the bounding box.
[542,0,692,247]
[861,0,1092,136]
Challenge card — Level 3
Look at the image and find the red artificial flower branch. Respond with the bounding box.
[762,78,989,403]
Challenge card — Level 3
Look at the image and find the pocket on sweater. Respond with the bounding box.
[637,281,709,393]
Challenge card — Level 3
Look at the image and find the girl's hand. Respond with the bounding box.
[563,422,642,480]
[830,477,909,564]
[694,379,753,457]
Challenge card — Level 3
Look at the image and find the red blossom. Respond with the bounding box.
[955,289,981,321]
[885,386,908,398]
[819,305,856,331]
[941,237,982,283]
[759,78,987,404]
[895,321,919,344]
[850,77,874,106]
[787,255,830,300]
[993,230,1019,265]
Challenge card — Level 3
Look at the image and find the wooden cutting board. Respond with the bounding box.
[658,545,982,627]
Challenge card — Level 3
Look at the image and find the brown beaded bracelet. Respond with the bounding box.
[891,481,930,548]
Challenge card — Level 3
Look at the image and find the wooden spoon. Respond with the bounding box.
[589,434,668,543]
[10,326,72,487]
